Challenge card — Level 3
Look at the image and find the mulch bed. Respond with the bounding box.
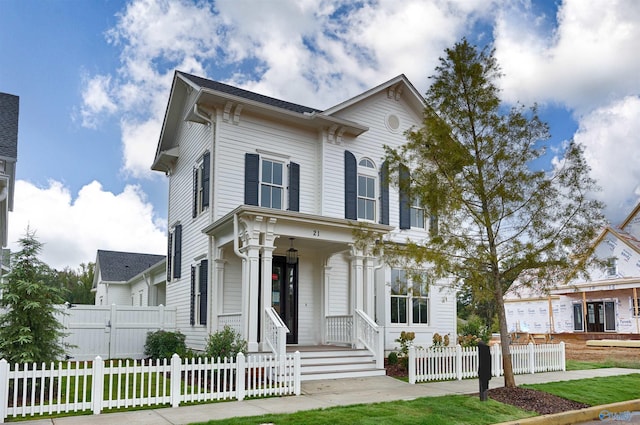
[488,387,589,415]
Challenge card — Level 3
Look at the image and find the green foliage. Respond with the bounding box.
[144,330,187,359]
[52,263,95,304]
[387,351,398,365]
[394,331,415,358]
[0,229,67,363]
[457,315,491,347]
[205,326,247,360]
[361,39,605,386]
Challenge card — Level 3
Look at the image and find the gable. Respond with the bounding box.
[96,250,165,282]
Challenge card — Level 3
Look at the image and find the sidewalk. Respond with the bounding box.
[18,368,639,425]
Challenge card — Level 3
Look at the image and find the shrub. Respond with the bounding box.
[144,330,186,359]
[205,326,247,360]
[387,351,399,365]
[395,331,415,358]
[458,315,490,347]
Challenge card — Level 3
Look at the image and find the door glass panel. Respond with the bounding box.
[604,301,615,331]
[573,304,583,331]
[272,265,282,315]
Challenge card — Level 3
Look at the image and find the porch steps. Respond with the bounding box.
[291,347,386,381]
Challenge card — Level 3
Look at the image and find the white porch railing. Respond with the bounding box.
[408,342,566,384]
[354,310,384,369]
[0,352,301,422]
[264,307,288,359]
[325,315,353,345]
[218,312,243,334]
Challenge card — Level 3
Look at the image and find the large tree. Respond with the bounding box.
[0,230,67,364]
[380,40,605,387]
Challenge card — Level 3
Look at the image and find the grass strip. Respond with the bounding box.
[189,395,536,425]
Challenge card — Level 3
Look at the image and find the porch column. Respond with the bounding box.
[246,245,260,352]
[213,249,225,332]
[364,256,375,318]
[321,258,332,345]
[350,246,364,348]
[260,245,275,350]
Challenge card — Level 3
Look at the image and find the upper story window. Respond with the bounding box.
[606,257,617,276]
[192,151,210,218]
[167,223,182,282]
[358,158,377,221]
[244,153,300,212]
[261,159,284,209]
[410,199,425,228]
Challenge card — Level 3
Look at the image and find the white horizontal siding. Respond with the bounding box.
[297,251,321,345]
[214,111,320,219]
[327,253,349,316]
[223,255,242,313]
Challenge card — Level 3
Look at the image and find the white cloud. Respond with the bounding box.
[79,74,118,128]
[80,0,490,177]
[494,0,640,112]
[572,96,640,224]
[8,180,166,270]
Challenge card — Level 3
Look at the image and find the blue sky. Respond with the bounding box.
[1,0,640,270]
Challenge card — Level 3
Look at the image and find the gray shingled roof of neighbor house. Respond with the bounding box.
[97,250,165,282]
[178,71,322,115]
[0,92,19,159]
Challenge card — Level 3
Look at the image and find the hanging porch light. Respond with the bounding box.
[286,237,298,265]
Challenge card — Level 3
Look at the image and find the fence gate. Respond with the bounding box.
[59,304,176,360]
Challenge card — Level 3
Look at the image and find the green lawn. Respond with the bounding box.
[524,373,640,406]
[566,358,640,370]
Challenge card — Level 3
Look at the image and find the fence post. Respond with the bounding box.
[490,344,500,377]
[408,345,416,384]
[456,345,462,380]
[294,351,301,396]
[170,354,181,408]
[528,343,535,374]
[158,304,166,329]
[0,359,9,423]
[560,341,566,371]
[109,303,118,360]
[91,356,104,415]
[236,353,246,401]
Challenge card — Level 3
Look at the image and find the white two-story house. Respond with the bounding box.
[152,72,456,379]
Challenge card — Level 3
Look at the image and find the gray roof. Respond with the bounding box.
[178,71,321,114]
[97,250,165,282]
[0,93,18,159]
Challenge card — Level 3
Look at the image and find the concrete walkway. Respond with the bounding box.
[17,368,639,425]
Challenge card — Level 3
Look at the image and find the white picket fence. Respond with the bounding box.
[409,342,565,384]
[0,352,301,422]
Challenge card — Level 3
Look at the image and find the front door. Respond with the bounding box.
[271,256,298,344]
[586,302,604,332]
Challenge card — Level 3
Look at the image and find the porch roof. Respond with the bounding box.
[203,205,393,248]
[550,276,640,295]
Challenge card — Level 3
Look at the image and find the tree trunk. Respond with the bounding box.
[495,285,516,387]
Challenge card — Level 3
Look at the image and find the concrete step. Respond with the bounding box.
[301,368,386,381]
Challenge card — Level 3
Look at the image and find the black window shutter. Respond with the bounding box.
[202,151,210,208]
[190,265,196,326]
[399,164,410,229]
[167,231,173,282]
[380,160,389,225]
[199,259,208,325]
[288,162,300,212]
[344,150,357,220]
[192,167,198,218]
[244,153,260,205]
[173,224,182,278]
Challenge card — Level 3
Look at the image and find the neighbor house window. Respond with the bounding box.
[192,151,210,218]
[261,159,284,209]
[390,269,430,325]
[358,158,376,221]
[573,303,583,331]
[606,257,617,276]
[633,297,640,317]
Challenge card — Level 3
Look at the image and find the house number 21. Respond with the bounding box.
[313,230,320,237]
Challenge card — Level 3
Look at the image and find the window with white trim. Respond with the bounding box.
[192,151,210,218]
[390,269,430,325]
[410,198,425,228]
[358,158,376,221]
[606,257,617,276]
[261,159,284,209]
[167,224,182,282]
[190,259,208,326]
